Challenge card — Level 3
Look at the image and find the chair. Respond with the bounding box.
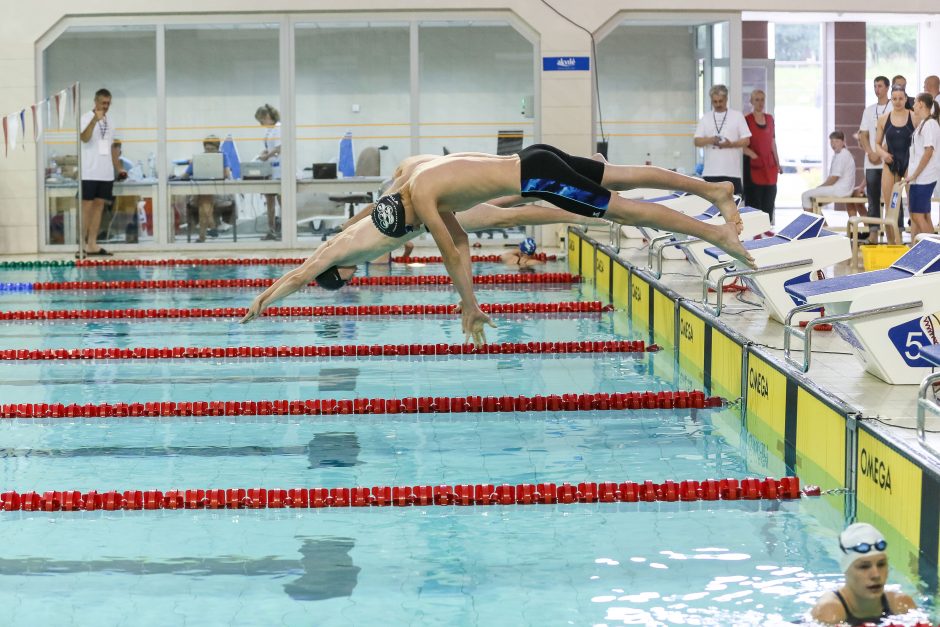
[328,146,388,217]
[847,182,903,270]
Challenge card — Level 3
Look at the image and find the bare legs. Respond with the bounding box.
[265,193,280,239]
[911,212,935,244]
[599,164,743,234]
[196,195,215,243]
[879,165,902,245]
[81,198,106,253]
[604,195,755,268]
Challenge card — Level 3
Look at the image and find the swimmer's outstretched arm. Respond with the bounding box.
[412,191,494,346]
[240,244,335,323]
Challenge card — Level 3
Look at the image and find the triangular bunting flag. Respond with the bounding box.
[18,110,25,150]
[31,104,41,142]
[1,116,7,157]
[56,89,67,128]
[8,113,19,152]
[71,83,78,116]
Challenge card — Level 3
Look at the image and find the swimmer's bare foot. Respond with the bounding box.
[708,181,744,235]
[402,241,414,259]
[712,222,756,269]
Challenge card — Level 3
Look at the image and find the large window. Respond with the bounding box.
[418,22,535,156]
[771,22,823,208]
[39,14,538,251]
[596,24,698,171]
[294,23,409,242]
[42,26,157,247]
[865,24,918,106]
[165,24,281,244]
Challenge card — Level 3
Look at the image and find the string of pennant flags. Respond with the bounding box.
[1,82,77,157]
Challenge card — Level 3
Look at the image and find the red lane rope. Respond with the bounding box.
[0,300,609,322]
[1,339,656,362]
[73,255,557,268]
[392,253,557,264]
[1,389,722,419]
[31,272,580,292]
[0,477,802,512]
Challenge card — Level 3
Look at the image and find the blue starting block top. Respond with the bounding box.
[785,238,940,301]
[704,212,834,259]
[920,343,940,367]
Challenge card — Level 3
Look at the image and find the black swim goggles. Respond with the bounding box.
[840,539,887,554]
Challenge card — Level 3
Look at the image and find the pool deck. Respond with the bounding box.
[582,206,940,472]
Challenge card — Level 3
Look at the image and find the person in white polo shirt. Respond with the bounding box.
[904,92,940,243]
[801,131,856,211]
[694,84,751,197]
[79,88,125,256]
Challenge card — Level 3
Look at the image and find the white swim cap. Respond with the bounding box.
[839,523,887,573]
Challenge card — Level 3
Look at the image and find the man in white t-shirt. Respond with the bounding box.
[694,84,751,197]
[801,131,857,210]
[79,88,125,256]
[857,76,890,239]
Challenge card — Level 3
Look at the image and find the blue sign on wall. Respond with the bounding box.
[542,56,590,71]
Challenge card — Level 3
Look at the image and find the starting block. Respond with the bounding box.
[701,212,851,322]
[783,238,940,384]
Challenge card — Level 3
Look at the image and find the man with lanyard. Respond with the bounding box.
[694,84,751,199]
[79,88,125,256]
[857,76,890,241]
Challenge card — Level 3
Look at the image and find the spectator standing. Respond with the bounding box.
[857,76,890,241]
[742,89,781,223]
[904,92,940,243]
[924,75,939,99]
[801,131,856,212]
[875,83,915,243]
[255,103,281,241]
[694,84,751,197]
[891,74,915,110]
[78,88,125,256]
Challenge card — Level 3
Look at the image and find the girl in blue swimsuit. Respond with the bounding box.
[875,84,915,241]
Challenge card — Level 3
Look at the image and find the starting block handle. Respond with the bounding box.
[917,374,940,458]
[646,234,703,280]
[784,300,923,373]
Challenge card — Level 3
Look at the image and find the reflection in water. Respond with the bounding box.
[0,536,359,602]
[307,432,360,468]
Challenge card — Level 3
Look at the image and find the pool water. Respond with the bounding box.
[0,260,930,626]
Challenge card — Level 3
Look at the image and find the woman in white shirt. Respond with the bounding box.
[905,92,940,243]
[255,103,282,240]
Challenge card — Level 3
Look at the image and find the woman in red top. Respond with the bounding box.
[743,90,782,223]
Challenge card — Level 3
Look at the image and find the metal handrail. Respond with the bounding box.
[917,372,940,458]
[609,222,622,253]
[783,300,923,373]
[700,258,814,317]
[646,234,703,279]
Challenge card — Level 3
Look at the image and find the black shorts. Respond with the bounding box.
[81,179,114,201]
[517,144,610,218]
[371,193,415,238]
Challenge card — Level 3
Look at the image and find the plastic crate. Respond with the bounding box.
[861,245,908,271]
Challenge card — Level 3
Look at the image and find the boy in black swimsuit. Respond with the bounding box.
[811,523,916,625]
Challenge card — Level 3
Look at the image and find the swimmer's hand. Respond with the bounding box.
[462,305,497,348]
[240,297,265,324]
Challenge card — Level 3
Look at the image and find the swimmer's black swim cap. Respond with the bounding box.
[315,266,349,290]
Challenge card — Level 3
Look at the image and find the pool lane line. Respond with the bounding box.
[58,253,557,268]
[1,339,656,362]
[0,477,804,512]
[1,390,722,419]
[0,300,610,322]
[28,272,580,292]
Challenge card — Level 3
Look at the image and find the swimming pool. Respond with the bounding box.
[0,260,928,625]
